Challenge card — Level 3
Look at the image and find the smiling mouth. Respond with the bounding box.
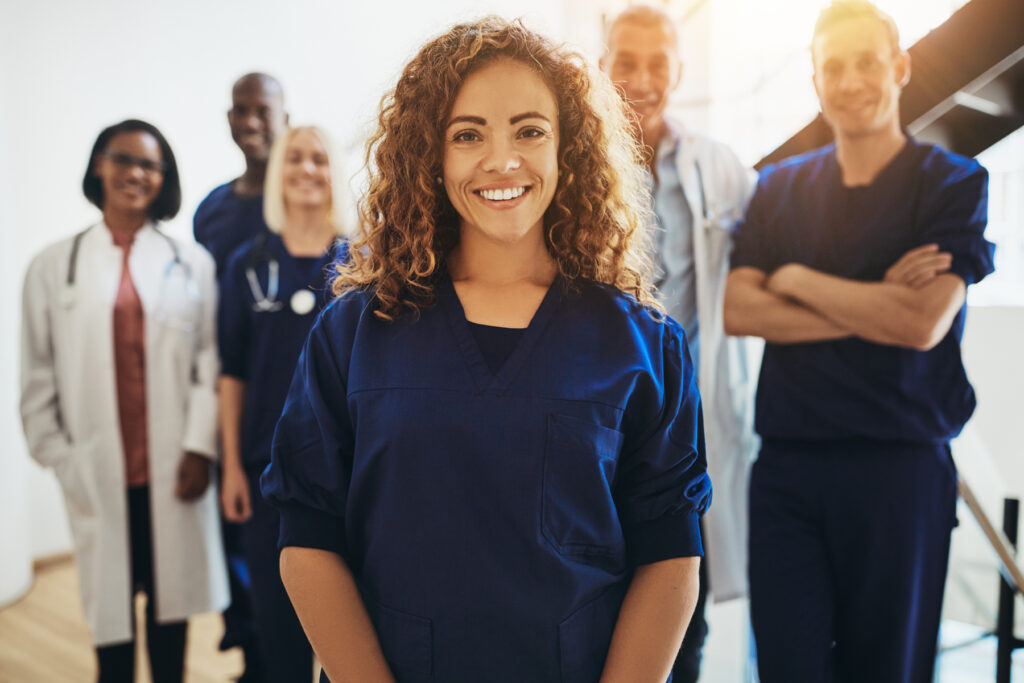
[475,186,529,201]
[116,183,148,196]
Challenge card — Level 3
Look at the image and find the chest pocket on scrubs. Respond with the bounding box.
[542,413,625,569]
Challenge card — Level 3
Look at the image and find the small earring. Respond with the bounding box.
[435,176,443,184]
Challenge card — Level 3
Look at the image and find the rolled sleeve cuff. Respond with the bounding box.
[626,511,703,566]
[948,256,981,287]
[276,502,348,558]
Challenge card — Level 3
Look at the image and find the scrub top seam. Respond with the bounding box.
[345,385,628,412]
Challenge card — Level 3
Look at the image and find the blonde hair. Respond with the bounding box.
[333,17,659,321]
[813,0,900,56]
[263,126,350,235]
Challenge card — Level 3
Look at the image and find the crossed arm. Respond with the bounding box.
[724,244,966,350]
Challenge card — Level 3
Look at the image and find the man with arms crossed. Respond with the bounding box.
[602,7,758,681]
[725,2,994,681]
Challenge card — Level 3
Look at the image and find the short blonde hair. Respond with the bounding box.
[813,0,900,56]
[263,126,350,235]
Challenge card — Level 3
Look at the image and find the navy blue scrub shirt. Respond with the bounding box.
[194,182,270,276]
[219,232,347,470]
[261,274,711,683]
[732,137,995,442]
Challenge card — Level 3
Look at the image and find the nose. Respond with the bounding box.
[481,137,521,174]
[836,66,863,93]
[126,163,147,181]
[244,112,264,132]
[633,67,653,92]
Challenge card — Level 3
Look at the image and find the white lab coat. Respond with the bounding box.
[670,120,761,602]
[19,222,229,646]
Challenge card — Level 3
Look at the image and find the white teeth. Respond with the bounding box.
[479,187,526,201]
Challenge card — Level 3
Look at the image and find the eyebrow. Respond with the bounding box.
[446,111,552,128]
[510,111,550,124]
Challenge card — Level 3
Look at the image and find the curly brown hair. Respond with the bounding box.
[334,16,659,320]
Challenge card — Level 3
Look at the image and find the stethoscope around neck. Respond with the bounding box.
[245,231,337,315]
[62,223,195,314]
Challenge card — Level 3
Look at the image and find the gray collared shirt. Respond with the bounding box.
[648,123,699,369]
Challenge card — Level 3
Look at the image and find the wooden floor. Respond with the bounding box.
[0,557,243,682]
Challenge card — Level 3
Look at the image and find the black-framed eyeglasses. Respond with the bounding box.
[100,151,167,174]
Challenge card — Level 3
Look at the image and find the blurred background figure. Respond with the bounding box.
[218,125,349,683]
[19,119,227,682]
[195,72,289,275]
[725,2,995,681]
[194,72,289,683]
[601,6,757,682]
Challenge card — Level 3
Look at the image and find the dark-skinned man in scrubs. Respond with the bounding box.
[724,2,994,682]
[195,72,289,275]
[193,72,288,681]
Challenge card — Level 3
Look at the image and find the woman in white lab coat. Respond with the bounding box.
[19,119,228,682]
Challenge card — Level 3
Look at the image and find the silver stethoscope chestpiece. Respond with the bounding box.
[290,289,316,315]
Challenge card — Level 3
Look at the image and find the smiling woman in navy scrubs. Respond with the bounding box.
[217,125,348,682]
[261,19,710,683]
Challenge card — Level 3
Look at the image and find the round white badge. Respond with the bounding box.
[290,289,316,315]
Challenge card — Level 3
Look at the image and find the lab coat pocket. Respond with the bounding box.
[701,213,733,268]
[542,414,626,568]
[53,452,95,519]
[363,597,434,683]
[152,266,201,335]
[558,581,628,683]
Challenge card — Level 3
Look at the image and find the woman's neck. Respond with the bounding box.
[281,207,335,256]
[448,229,556,288]
[103,209,147,237]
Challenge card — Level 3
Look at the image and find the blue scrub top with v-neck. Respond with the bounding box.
[219,232,347,469]
[732,137,994,443]
[261,274,710,683]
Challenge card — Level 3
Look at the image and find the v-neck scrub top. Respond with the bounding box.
[732,138,995,443]
[219,233,346,469]
[261,275,710,683]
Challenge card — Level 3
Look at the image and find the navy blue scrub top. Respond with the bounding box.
[261,275,710,683]
[219,232,347,469]
[732,137,995,443]
[194,182,269,276]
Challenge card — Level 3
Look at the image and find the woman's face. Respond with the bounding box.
[282,129,332,211]
[442,58,559,246]
[92,131,165,215]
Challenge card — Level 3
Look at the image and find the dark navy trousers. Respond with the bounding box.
[749,439,957,683]
[242,468,313,682]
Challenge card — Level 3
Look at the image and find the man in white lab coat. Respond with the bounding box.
[602,7,759,681]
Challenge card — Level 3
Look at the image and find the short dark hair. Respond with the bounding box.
[813,0,900,55]
[82,119,182,220]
